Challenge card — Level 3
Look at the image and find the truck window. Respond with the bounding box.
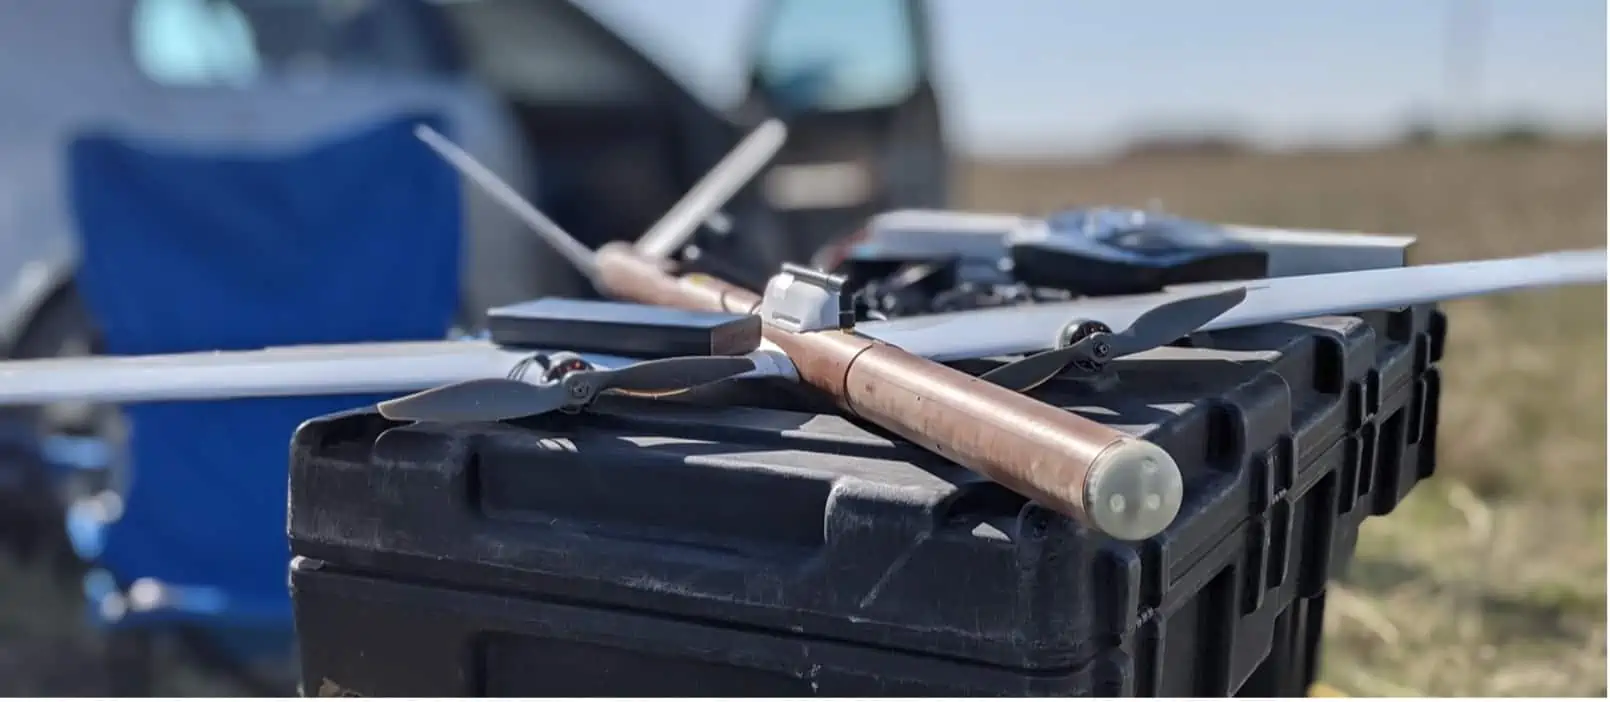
[130,0,448,85]
[130,0,263,86]
[756,0,919,112]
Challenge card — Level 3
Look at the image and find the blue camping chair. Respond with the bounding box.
[62,113,462,694]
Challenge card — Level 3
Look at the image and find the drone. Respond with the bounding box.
[0,119,1601,542]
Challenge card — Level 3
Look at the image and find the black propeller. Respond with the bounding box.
[376,355,758,423]
[979,287,1248,393]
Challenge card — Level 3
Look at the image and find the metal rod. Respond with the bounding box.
[635,119,788,259]
[414,124,599,280]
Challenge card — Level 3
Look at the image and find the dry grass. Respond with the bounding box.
[961,138,1607,697]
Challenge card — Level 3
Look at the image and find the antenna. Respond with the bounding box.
[417,119,788,283]
[414,125,599,280]
[635,119,788,259]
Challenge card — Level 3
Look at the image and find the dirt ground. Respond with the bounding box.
[0,548,257,696]
[0,138,1603,696]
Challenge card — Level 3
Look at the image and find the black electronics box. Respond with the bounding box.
[485,298,763,358]
[287,305,1445,697]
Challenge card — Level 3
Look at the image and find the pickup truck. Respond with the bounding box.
[0,0,951,369]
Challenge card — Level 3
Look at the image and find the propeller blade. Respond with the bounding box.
[977,346,1089,394]
[979,287,1247,393]
[1106,286,1247,357]
[376,378,570,423]
[594,356,759,397]
[376,355,761,423]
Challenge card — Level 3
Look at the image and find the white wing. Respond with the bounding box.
[0,340,632,406]
[0,249,1596,405]
[0,339,800,407]
[863,249,1607,361]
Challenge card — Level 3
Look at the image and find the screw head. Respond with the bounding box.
[566,379,592,398]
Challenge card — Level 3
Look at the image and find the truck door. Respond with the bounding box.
[739,0,950,264]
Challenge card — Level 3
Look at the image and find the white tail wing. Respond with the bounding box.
[863,249,1607,361]
[1205,248,1606,332]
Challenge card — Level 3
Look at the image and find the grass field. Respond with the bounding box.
[962,138,1607,697]
[1,138,1603,697]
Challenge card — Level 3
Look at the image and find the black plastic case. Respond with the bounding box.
[288,304,1445,697]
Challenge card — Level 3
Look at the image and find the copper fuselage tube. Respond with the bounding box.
[592,242,1164,536]
[763,329,1134,524]
[597,243,758,314]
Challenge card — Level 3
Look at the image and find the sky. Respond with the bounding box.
[577,0,1607,156]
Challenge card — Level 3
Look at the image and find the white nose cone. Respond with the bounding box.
[1084,439,1185,541]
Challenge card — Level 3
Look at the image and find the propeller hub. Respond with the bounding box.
[1058,319,1113,347]
[1087,339,1112,361]
[543,353,594,383]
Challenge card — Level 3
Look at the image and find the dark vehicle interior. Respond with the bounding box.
[739,0,951,262]
[150,0,949,279]
[435,0,726,254]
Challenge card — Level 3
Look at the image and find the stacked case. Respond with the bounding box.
[286,303,1444,697]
